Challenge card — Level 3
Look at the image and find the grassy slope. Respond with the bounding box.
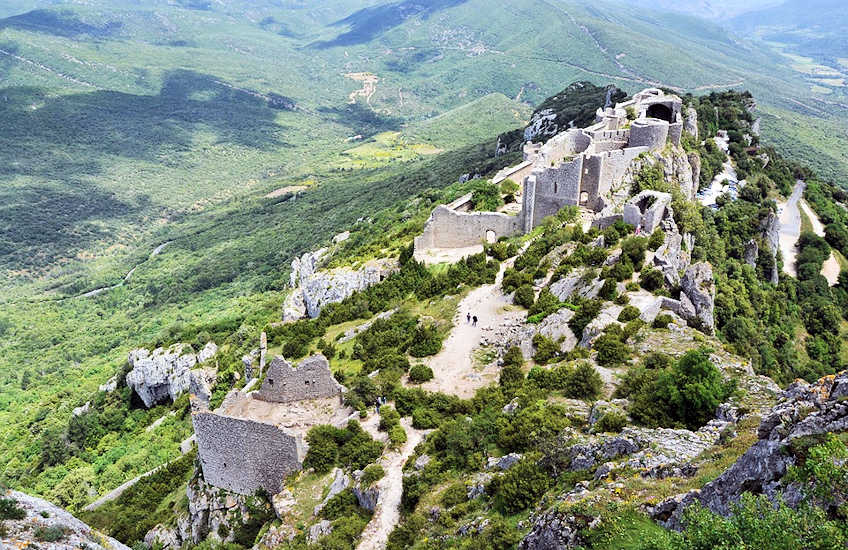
[1,0,847,504]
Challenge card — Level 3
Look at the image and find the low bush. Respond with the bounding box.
[653,314,674,328]
[493,457,551,514]
[618,305,641,323]
[593,411,628,433]
[441,482,468,508]
[640,268,665,291]
[0,497,25,520]
[532,333,561,364]
[361,464,386,487]
[389,424,407,448]
[34,525,66,542]
[304,421,383,474]
[408,364,434,383]
[514,284,536,308]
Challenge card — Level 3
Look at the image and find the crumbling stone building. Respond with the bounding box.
[192,354,350,495]
[414,88,689,253]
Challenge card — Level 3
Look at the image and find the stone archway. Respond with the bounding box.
[485,230,497,244]
[646,103,673,123]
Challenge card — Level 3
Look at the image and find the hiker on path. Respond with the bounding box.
[472,315,478,327]
[467,312,471,324]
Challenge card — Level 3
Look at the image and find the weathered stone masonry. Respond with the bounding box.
[193,412,301,495]
[414,88,689,255]
[254,354,345,404]
[192,354,348,496]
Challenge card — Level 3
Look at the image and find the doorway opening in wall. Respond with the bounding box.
[485,230,497,244]
[646,104,673,122]
[580,192,589,205]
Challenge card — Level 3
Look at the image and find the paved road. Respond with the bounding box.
[778,180,805,276]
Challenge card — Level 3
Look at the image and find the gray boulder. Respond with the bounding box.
[308,520,333,543]
[743,239,758,267]
[519,510,598,550]
[487,453,523,471]
[313,468,351,516]
[352,470,380,512]
[680,263,715,334]
[127,344,219,408]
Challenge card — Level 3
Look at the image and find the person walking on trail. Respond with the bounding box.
[467,312,471,324]
[472,315,478,327]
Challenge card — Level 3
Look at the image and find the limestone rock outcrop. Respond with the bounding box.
[679,263,715,334]
[314,469,350,516]
[519,509,597,550]
[651,371,848,529]
[283,249,397,321]
[126,342,218,408]
[1,491,130,550]
[144,476,273,549]
[684,106,698,140]
[352,470,380,513]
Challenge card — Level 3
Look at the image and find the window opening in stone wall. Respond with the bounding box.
[485,230,496,244]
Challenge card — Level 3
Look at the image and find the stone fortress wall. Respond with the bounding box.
[254,354,345,404]
[413,192,524,250]
[414,88,686,254]
[192,354,349,496]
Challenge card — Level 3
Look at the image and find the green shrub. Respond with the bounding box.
[653,314,674,329]
[593,411,628,433]
[441,482,468,508]
[361,464,386,487]
[503,346,524,368]
[304,421,384,473]
[598,278,618,300]
[0,497,25,520]
[594,332,630,366]
[640,268,665,291]
[389,424,407,448]
[528,288,562,318]
[411,407,441,429]
[618,305,641,323]
[34,525,66,542]
[494,458,551,513]
[648,229,666,250]
[500,179,519,195]
[568,298,603,335]
[379,407,400,431]
[499,364,524,392]
[568,362,603,399]
[408,322,444,357]
[532,333,560,364]
[514,284,536,308]
[618,348,734,430]
[408,364,434,383]
[471,180,504,212]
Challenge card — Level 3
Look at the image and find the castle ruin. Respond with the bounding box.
[414,88,687,254]
[192,354,351,495]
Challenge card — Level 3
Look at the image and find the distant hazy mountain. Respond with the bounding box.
[729,0,848,63]
[621,0,781,20]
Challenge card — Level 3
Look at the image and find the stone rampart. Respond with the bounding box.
[254,355,343,404]
[630,119,669,151]
[414,204,523,250]
[535,128,591,166]
[192,412,301,495]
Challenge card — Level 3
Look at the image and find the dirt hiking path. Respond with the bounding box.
[418,261,524,398]
[356,418,425,550]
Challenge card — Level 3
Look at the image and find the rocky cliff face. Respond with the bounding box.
[283,249,397,321]
[651,370,848,528]
[126,342,218,408]
[145,475,273,549]
[621,145,700,202]
[1,491,130,550]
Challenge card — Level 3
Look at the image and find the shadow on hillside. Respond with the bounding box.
[0,9,122,39]
[317,102,403,136]
[312,0,469,49]
[0,69,291,270]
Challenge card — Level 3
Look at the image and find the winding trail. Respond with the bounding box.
[417,261,524,398]
[356,418,425,550]
[778,180,839,284]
